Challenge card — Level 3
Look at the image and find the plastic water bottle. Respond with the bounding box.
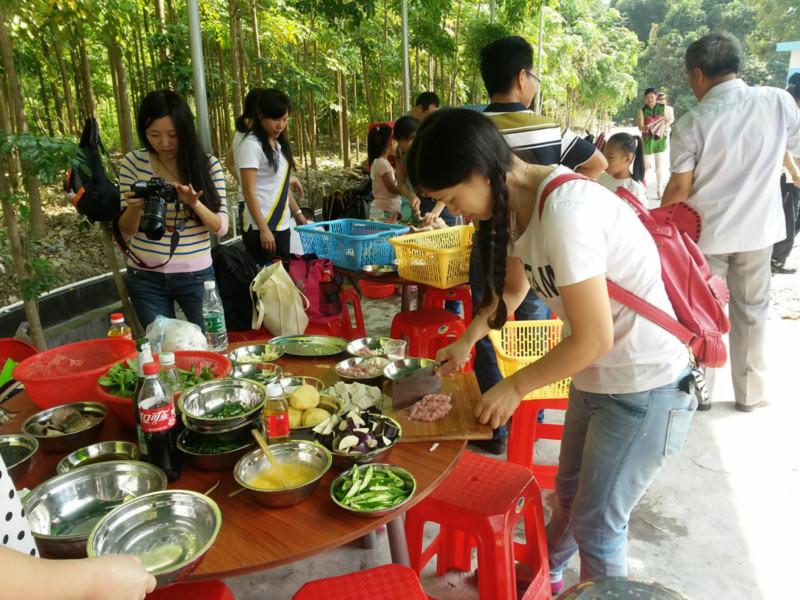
[202,280,228,351]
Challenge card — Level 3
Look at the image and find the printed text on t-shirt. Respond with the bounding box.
[524,263,558,298]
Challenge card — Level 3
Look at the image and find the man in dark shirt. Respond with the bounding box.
[472,36,607,453]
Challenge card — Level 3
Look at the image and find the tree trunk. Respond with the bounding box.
[360,48,377,122]
[0,11,45,238]
[251,1,262,82]
[0,60,46,349]
[142,2,158,87]
[155,0,169,81]
[109,45,123,137]
[307,91,318,169]
[379,0,388,118]
[228,0,243,118]
[448,0,464,105]
[216,43,232,145]
[51,31,77,135]
[428,53,434,90]
[414,46,419,95]
[109,37,134,153]
[70,45,85,122]
[35,66,55,137]
[236,8,248,92]
[77,35,96,117]
[353,75,360,163]
[49,79,66,136]
[339,71,351,168]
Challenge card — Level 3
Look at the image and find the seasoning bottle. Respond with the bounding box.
[264,382,290,444]
[107,313,132,339]
[136,362,182,482]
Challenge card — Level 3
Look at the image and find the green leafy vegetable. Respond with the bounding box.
[98,362,216,398]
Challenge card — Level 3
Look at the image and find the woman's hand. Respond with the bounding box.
[175,183,203,208]
[83,555,156,600]
[474,377,524,429]
[435,338,473,376]
[259,228,276,252]
[294,211,308,225]
[123,191,144,209]
[290,176,304,199]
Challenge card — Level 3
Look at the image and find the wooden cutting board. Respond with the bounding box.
[386,372,493,443]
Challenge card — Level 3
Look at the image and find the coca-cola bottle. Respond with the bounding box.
[136,361,182,481]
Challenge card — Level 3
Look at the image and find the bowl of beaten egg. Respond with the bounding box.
[233,440,332,507]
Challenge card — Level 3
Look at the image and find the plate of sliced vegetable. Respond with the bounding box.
[313,407,401,468]
[268,335,348,357]
[330,464,416,517]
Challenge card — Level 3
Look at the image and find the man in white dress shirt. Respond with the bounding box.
[662,32,800,412]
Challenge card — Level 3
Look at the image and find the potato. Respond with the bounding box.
[288,407,303,428]
[289,384,320,410]
[302,407,330,428]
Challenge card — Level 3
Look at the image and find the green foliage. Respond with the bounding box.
[0,132,84,186]
[19,257,60,301]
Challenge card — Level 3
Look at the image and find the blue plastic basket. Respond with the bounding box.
[296,219,410,270]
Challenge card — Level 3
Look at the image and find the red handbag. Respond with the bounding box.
[538,173,730,368]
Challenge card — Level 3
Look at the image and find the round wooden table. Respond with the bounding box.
[1,354,472,581]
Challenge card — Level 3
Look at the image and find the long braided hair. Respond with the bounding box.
[407,108,513,329]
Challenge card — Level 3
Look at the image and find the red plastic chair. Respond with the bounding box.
[146,580,234,600]
[507,397,569,491]
[305,286,366,340]
[293,564,434,600]
[405,451,551,600]
[390,309,471,369]
[421,285,473,325]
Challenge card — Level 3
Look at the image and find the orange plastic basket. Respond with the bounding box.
[389,225,473,289]
[488,320,571,400]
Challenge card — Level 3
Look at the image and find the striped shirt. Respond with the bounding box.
[484,102,596,169]
[119,149,228,273]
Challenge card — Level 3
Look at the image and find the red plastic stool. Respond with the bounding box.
[405,451,551,600]
[421,285,473,325]
[146,580,234,600]
[507,397,569,491]
[306,286,366,340]
[293,564,433,600]
[390,309,470,368]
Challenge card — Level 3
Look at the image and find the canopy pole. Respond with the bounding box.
[401,0,411,113]
[188,0,212,151]
[536,7,544,113]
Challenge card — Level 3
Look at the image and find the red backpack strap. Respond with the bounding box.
[538,173,590,220]
[606,279,695,346]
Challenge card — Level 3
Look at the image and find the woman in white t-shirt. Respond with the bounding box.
[407,109,694,592]
[597,132,648,206]
[368,124,402,222]
[235,89,307,266]
[0,455,155,599]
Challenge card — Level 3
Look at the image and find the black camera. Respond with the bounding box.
[131,177,178,240]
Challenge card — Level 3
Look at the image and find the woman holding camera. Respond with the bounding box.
[235,88,306,266]
[118,90,228,330]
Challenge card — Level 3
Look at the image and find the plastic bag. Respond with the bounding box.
[145,316,208,353]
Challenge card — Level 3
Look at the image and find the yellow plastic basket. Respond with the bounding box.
[488,320,572,400]
[389,224,474,289]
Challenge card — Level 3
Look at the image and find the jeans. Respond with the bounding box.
[125,266,215,331]
[547,368,695,582]
[469,238,551,394]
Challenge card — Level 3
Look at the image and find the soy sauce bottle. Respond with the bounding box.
[136,361,182,481]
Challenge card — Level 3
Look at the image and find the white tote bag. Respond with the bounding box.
[250,262,309,336]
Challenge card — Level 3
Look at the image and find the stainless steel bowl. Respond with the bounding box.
[329,464,416,518]
[87,490,221,588]
[335,356,390,387]
[233,441,332,507]
[24,460,167,558]
[22,402,107,453]
[178,379,266,434]
[361,264,397,277]
[328,416,402,470]
[56,441,140,474]
[0,433,38,483]
[232,362,283,385]
[177,428,256,471]
[346,337,391,358]
[226,343,285,364]
[383,358,439,381]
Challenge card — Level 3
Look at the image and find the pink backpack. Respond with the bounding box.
[288,255,341,319]
[539,173,730,368]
